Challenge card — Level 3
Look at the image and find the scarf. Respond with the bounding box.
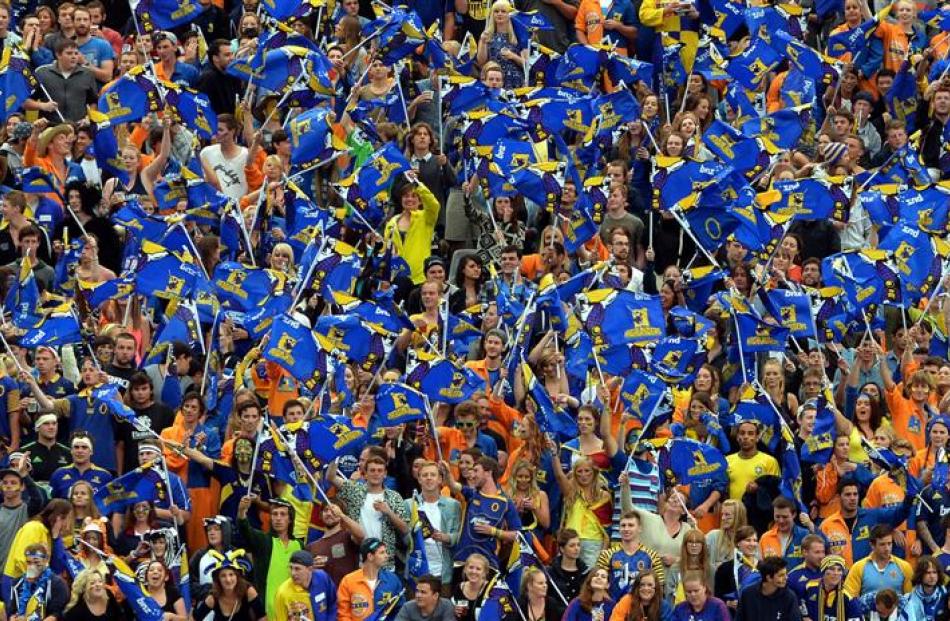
[913,585,944,617]
[15,567,53,617]
[817,585,846,621]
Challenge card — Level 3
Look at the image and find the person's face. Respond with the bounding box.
[685,538,704,558]
[577,410,596,434]
[132,502,150,521]
[500,252,519,274]
[283,405,305,423]
[155,39,176,61]
[802,376,821,398]
[590,569,609,591]
[610,232,629,260]
[72,442,92,464]
[182,398,201,423]
[910,381,930,403]
[832,115,850,136]
[53,130,74,156]
[146,563,166,586]
[114,338,136,365]
[833,435,850,459]
[873,535,893,558]
[780,236,798,258]
[853,100,871,122]
[684,581,707,608]
[895,0,914,22]
[213,46,234,69]
[415,583,439,609]
[130,382,153,406]
[484,70,503,88]
[25,554,49,578]
[923,564,940,587]
[738,534,758,556]
[364,462,387,486]
[799,409,816,434]
[736,423,758,451]
[665,135,683,156]
[271,247,292,271]
[456,415,478,438]
[763,363,781,388]
[619,517,639,541]
[773,508,794,533]
[58,7,74,28]
[71,484,91,506]
[514,467,533,490]
[934,91,950,116]
[465,559,486,582]
[216,122,235,144]
[37,418,57,440]
[88,6,103,24]
[411,129,431,153]
[680,117,697,136]
[642,96,658,118]
[240,407,261,431]
[401,188,420,211]
[873,429,892,448]
[801,262,820,285]
[562,537,581,560]
[720,505,735,529]
[607,165,624,186]
[38,10,53,31]
[843,0,860,20]
[204,524,222,546]
[527,572,547,598]
[803,541,825,568]
[58,46,81,70]
[85,572,106,597]
[426,264,445,282]
[931,423,950,448]
[420,283,439,310]
[290,563,310,586]
[1,473,21,498]
[840,486,859,512]
[138,449,160,467]
[562,183,576,204]
[492,2,510,25]
[73,10,90,36]
[342,0,360,14]
[418,465,441,492]
[484,335,503,359]
[271,507,290,532]
[22,16,38,35]
[463,259,482,281]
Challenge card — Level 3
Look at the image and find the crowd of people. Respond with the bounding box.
[0,0,945,619]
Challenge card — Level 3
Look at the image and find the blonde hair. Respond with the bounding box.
[504,459,540,498]
[714,499,748,560]
[270,242,295,273]
[483,0,517,44]
[66,568,107,611]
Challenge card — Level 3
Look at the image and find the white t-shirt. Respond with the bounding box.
[360,491,385,541]
[421,500,443,576]
[200,144,249,203]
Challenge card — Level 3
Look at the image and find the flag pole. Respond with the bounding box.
[243,414,265,500]
[37,83,67,123]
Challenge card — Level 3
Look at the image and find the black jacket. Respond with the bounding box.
[735,585,801,621]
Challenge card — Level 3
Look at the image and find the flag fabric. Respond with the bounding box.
[17,306,83,348]
[406,348,482,405]
[521,363,578,439]
[574,289,665,349]
[733,311,790,354]
[375,382,428,425]
[98,66,162,125]
[800,398,837,463]
[653,437,728,487]
[92,384,138,426]
[109,557,164,621]
[0,45,37,121]
[759,288,816,338]
[407,501,432,583]
[93,461,168,515]
[262,315,329,390]
[5,255,38,323]
[301,416,368,465]
[618,370,668,421]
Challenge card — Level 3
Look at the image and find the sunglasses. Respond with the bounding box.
[455,421,477,429]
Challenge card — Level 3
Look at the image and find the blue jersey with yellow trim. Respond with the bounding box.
[454,486,521,568]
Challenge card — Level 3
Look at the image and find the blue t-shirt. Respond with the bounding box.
[77,37,114,73]
[454,487,521,568]
[61,393,119,472]
[49,464,113,498]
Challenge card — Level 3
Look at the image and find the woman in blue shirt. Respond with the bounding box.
[563,568,615,621]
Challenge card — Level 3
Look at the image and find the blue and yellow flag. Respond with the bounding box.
[575,289,665,349]
[0,45,37,121]
[721,37,783,89]
[93,384,138,426]
[18,304,83,348]
[406,348,482,405]
[134,241,204,301]
[740,108,808,154]
[302,416,368,464]
[289,106,339,169]
[263,314,329,390]
[884,61,918,132]
[98,65,163,125]
[619,369,668,422]
[521,362,578,440]
[375,382,428,425]
[213,261,286,312]
[5,255,38,324]
[653,437,728,488]
[109,556,164,621]
[762,176,852,222]
[407,500,432,584]
[759,288,816,339]
[94,461,168,515]
[734,311,790,354]
[800,398,837,463]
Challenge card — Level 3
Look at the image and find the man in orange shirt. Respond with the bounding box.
[337,538,404,621]
[760,496,814,567]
